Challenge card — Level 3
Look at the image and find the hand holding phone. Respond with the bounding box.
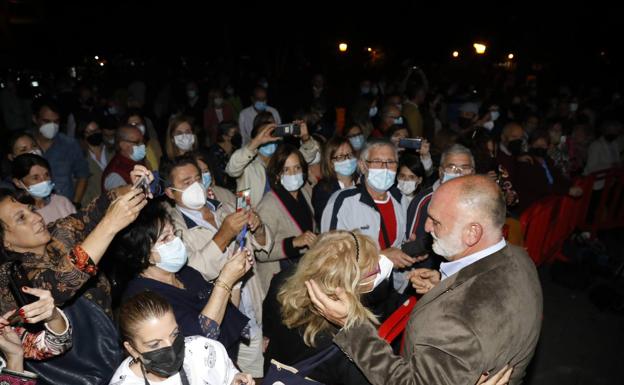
[398,138,423,151]
[273,123,301,137]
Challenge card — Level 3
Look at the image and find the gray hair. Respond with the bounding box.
[440,144,475,168]
[456,175,507,230]
[359,138,398,163]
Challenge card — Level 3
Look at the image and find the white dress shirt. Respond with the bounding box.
[439,238,507,281]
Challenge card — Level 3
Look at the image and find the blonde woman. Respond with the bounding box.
[262,230,390,385]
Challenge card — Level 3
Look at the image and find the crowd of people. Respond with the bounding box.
[0,63,622,385]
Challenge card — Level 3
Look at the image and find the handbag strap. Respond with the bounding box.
[293,344,341,378]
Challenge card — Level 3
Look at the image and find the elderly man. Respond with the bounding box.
[238,86,281,145]
[308,175,543,385]
[321,139,417,269]
[102,124,146,191]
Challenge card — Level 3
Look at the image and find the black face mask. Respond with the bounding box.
[604,134,618,142]
[507,139,524,156]
[230,133,242,149]
[86,132,103,146]
[530,147,548,158]
[137,334,185,378]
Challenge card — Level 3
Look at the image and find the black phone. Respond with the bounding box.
[8,262,38,308]
[133,175,149,195]
[398,138,422,151]
[273,123,301,137]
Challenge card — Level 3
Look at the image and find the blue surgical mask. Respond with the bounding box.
[334,158,358,177]
[154,236,188,273]
[349,135,365,151]
[369,106,378,117]
[254,101,267,111]
[130,144,146,162]
[201,172,212,189]
[442,172,461,183]
[366,168,396,192]
[394,116,404,125]
[280,173,304,191]
[258,142,277,157]
[26,180,54,198]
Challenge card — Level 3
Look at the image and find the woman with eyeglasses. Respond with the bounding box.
[311,136,359,225]
[262,230,392,385]
[255,144,318,293]
[111,290,253,385]
[116,200,253,351]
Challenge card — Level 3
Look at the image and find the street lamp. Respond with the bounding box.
[339,43,348,53]
[473,43,487,55]
[452,50,459,58]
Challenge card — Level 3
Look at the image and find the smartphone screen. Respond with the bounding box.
[236,189,251,212]
[398,138,422,151]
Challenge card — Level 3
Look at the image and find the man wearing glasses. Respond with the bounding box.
[321,139,419,282]
[405,144,476,268]
[102,124,147,191]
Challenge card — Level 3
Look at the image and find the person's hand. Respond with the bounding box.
[305,280,350,327]
[249,123,278,150]
[218,248,253,287]
[409,268,441,294]
[516,155,533,164]
[487,171,498,181]
[129,165,154,199]
[231,373,255,385]
[17,287,58,324]
[0,310,24,372]
[292,231,317,248]
[247,210,263,233]
[262,337,270,353]
[476,365,513,385]
[504,190,517,206]
[382,247,418,269]
[419,139,430,157]
[295,120,310,142]
[102,188,148,233]
[569,186,583,198]
[219,210,248,241]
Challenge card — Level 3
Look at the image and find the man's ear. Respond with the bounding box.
[463,222,483,247]
[164,187,175,201]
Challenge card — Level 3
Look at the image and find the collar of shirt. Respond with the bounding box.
[89,146,108,170]
[439,238,507,281]
[177,202,219,232]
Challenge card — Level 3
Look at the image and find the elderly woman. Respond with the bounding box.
[263,230,392,385]
[116,200,252,353]
[110,290,253,385]
[0,165,151,384]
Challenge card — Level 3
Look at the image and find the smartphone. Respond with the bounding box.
[133,175,149,195]
[236,189,251,212]
[398,138,422,151]
[8,263,38,309]
[273,123,301,137]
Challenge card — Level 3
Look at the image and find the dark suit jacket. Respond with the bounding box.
[334,245,543,385]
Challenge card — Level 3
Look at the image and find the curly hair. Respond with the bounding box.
[277,230,379,347]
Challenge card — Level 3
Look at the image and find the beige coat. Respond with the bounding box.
[255,184,314,294]
[211,185,236,208]
[166,201,273,323]
[225,139,319,207]
[334,245,543,385]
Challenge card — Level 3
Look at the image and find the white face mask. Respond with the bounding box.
[213,97,224,107]
[280,173,304,192]
[30,148,43,156]
[171,181,206,210]
[373,254,394,289]
[397,180,417,196]
[154,236,188,273]
[173,134,195,151]
[490,111,500,121]
[482,120,495,130]
[39,123,59,139]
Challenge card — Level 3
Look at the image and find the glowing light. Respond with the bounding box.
[452,51,459,58]
[94,55,99,60]
[338,43,348,52]
[367,47,372,52]
[473,43,487,55]
[507,53,514,60]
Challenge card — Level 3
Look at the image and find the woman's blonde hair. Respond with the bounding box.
[277,230,379,347]
[165,114,197,159]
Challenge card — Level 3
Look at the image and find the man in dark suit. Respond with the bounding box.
[307,175,542,385]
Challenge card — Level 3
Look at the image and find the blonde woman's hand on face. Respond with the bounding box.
[304,280,350,327]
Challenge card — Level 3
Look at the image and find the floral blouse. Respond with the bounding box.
[0,191,117,318]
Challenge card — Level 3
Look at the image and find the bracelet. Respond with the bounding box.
[214,279,232,294]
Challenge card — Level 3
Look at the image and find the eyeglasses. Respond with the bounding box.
[442,164,474,175]
[332,153,354,162]
[365,159,398,169]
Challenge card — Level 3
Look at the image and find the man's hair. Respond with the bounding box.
[359,138,398,163]
[440,144,475,168]
[159,155,200,188]
[32,97,61,117]
[251,111,275,139]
